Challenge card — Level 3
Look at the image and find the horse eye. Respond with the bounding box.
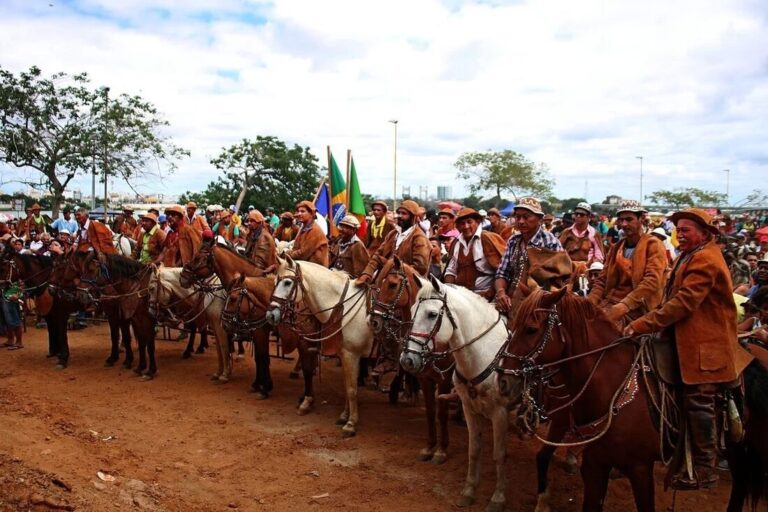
[387,282,397,289]
[427,311,438,319]
[525,325,538,335]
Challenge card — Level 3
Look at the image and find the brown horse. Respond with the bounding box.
[180,239,273,394]
[371,257,454,464]
[56,252,158,380]
[498,287,768,512]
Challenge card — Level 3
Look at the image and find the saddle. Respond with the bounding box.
[646,331,681,385]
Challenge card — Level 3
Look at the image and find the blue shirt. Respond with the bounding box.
[496,227,564,282]
[51,217,78,234]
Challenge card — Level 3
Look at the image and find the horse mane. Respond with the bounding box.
[214,240,259,269]
[15,252,54,269]
[106,253,145,279]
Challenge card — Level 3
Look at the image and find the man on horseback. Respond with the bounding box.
[184,201,209,234]
[329,215,369,278]
[588,199,667,326]
[21,203,51,240]
[212,210,243,246]
[365,200,396,255]
[73,207,117,255]
[113,206,138,240]
[285,201,328,266]
[487,208,513,241]
[132,212,166,264]
[356,199,430,284]
[243,209,277,269]
[559,202,604,265]
[159,205,202,266]
[273,212,297,243]
[494,197,565,314]
[625,207,753,490]
[444,208,506,299]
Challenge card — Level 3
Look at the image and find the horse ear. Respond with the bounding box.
[518,279,532,297]
[413,274,424,290]
[429,273,445,294]
[285,254,296,269]
[393,255,402,270]
[540,286,568,308]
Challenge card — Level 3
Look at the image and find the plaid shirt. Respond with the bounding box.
[496,227,564,282]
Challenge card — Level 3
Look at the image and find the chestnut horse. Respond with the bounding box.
[180,238,273,394]
[499,287,768,512]
[371,257,455,464]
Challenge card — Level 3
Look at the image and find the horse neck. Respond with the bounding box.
[245,277,274,309]
[558,306,636,423]
[298,264,349,324]
[213,245,258,288]
[17,254,51,288]
[446,288,506,381]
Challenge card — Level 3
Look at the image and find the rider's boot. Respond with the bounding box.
[671,384,719,490]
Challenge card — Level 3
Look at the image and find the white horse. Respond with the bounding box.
[147,267,230,382]
[112,233,134,257]
[267,256,373,436]
[404,276,514,512]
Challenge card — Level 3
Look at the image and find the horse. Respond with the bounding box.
[180,237,273,392]
[0,250,75,370]
[147,266,230,382]
[371,257,455,464]
[267,256,372,434]
[403,275,514,512]
[498,286,768,512]
[113,233,134,257]
[57,251,158,380]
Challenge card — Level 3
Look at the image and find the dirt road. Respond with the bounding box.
[0,323,733,511]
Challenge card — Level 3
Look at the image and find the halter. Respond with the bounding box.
[270,263,305,328]
[221,283,271,340]
[0,254,52,297]
[368,267,414,343]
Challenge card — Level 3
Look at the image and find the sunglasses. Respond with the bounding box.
[573,212,588,217]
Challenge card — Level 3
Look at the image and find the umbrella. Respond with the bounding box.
[437,201,462,212]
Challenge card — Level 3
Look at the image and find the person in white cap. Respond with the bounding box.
[558,202,604,266]
[329,215,369,278]
[588,199,667,326]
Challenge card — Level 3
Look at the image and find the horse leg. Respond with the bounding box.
[297,347,315,415]
[457,408,482,508]
[434,376,452,465]
[44,313,58,358]
[182,322,195,359]
[725,441,748,512]
[236,339,245,359]
[51,309,69,370]
[121,320,133,369]
[250,330,272,399]
[625,463,655,512]
[196,327,208,353]
[339,350,361,437]
[534,414,569,512]
[388,370,403,405]
[486,406,509,512]
[134,320,147,375]
[105,315,120,366]
[580,452,611,512]
[418,377,438,462]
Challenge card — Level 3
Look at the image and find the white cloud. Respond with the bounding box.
[0,0,766,206]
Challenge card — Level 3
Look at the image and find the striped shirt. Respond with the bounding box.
[496,227,564,282]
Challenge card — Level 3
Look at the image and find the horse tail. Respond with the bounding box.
[743,360,768,510]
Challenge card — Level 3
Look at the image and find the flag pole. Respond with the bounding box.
[312,177,326,204]
[345,149,351,210]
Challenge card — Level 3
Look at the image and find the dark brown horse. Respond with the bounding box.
[180,239,273,395]
[56,252,158,380]
[372,257,455,464]
[0,250,75,370]
[499,287,768,512]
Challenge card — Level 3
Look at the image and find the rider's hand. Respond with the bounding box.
[623,324,636,337]
[355,274,372,286]
[495,290,512,312]
[607,303,629,324]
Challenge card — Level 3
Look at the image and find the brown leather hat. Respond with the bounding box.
[669,207,720,236]
[371,200,388,211]
[247,210,264,222]
[186,201,197,209]
[280,211,294,220]
[455,207,483,222]
[396,199,420,218]
[140,212,158,224]
[164,204,185,216]
[295,200,316,214]
[438,208,456,218]
[487,208,501,217]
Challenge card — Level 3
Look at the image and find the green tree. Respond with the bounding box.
[455,149,554,201]
[181,136,323,214]
[0,66,188,216]
[558,197,588,212]
[645,188,727,208]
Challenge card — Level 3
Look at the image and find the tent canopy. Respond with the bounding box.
[500,202,515,216]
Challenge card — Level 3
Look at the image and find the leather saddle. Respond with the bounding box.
[647,332,681,385]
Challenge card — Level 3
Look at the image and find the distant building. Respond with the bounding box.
[605,195,622,205]
[437,186,452,201]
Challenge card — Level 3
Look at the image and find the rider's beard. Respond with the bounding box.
[397,217,413,231]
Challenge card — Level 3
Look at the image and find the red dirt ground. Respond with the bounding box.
[0,323,735,511]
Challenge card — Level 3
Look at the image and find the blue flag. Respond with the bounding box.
[314,180,330,217]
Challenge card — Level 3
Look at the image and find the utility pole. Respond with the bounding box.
[723,169,730,206]
[635,156,643,205]
[388,120,398,211]
[103,86,110,219]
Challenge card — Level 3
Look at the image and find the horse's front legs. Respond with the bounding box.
[486,406,509,512]
[580,451,611,512]
[337,350,361,437]
[435,376,452,464]
[535,412,570,512]
[625,463,655,512]
[418,377,439,462]
[250,329,272,399]
[120,319,133,369]
[457,407,482,508]
[297,346,316,415]
[106,315,121,366]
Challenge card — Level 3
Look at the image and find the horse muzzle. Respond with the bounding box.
[368,314,385,334]
[498,373,523,399]
[265,304,281,326]
[400,351,424,375]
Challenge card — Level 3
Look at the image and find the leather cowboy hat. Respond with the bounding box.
[295,200,316,214]
[371,200,388,211]
[438,208,456,218]
[280,211,294,220]
[455,207,483,223]
[247,210,265,222]
[396,199,420,218]
[140,212,158,224]
[164,204,185,216]
[487,208,501,217]
[669,207,720,236]
[186,201,197,209]
[338,215,360,229]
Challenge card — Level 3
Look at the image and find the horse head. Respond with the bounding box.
[180,243,214,288]
[266,255,301,326]
[369,256,422,335]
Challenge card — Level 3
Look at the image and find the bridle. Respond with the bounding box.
[221,283,271,340]
[270,263,305,328]
[369,268,413,341]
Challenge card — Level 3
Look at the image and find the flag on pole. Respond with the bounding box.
[329,151,347,228]
[347,156,368,237]
[313,177,330,218]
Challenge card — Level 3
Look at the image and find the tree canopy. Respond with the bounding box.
[180,136,322,214]
[645,187,727,208]
[0,66,188,216]
[454,149,554,201]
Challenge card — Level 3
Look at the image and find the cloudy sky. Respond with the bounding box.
[1,0,766,206]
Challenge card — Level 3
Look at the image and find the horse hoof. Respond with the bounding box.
[335,417,348,426]
[456,495,475,508]
[210,374,220,381]
[104,359,116,367]
[181,351,192,360]
[195,347,205,354]
[139,373,154,382]
[217,376,229,384]
[296,397,314,415]
[55,364,67,371]
[122,362,132,370]
[134,367,145,376]
[485,501,505,512]
[431,452,447,465]
[254,392,269,400]
[418,449,434,462]
[341,424,356,437]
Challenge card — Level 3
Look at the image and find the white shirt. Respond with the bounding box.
[444,225,496,292]
[395,225,417,251]
[74,218,90,251]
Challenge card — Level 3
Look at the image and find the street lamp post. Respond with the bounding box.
[388,120,398,211]
[723,169,730,206]
[635,156,643,205]
[102,86,110,218]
